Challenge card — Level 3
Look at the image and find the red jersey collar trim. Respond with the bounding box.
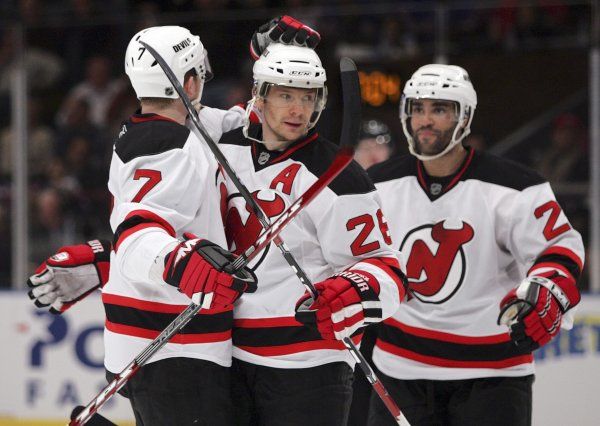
[416,147,475,195]
[250,130,319,166]
[270,132,319,164]
[130,113,179,124]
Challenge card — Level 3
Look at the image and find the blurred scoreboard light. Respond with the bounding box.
[358,70,402,107]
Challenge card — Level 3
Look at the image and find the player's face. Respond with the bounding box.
[354,138,391,169]
[409,99,459,157]
[261,86,317,145]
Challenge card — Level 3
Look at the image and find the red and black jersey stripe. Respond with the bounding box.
[103,294,232,343]
[233,317,361,356]
[377,319,533,369]
[113,209,176,251]
[530,246,583,280]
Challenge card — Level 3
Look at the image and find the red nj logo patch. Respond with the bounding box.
[400,220,474,304]
[225,189,287,267]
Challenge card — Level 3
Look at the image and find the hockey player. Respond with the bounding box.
[366,64,585,426]
[100,26,260,425]
[27,18,320,424]
[26,24,406,426]
[27,14,321,315]
[218,43,407,426]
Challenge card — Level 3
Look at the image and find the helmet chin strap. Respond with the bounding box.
[188,70,206,111]
[407,121,470,162]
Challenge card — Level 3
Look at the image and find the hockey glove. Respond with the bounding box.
[295,271,383,341]
[250,15,321,60]
[498,271,580,351]
[163,236,257,309]
[27,240,111,314]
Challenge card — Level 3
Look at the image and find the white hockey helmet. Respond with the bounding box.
[124,26,211,101]
[400,64,477,161]
[243,43,327,141]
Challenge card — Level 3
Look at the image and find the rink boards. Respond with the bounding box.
[0,290,598,426]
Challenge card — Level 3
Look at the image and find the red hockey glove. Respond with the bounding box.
[295,271,383,341]
[250,15,321,60]
[27,240,111,314]
[163,236,257,309]
[498,271,580,351]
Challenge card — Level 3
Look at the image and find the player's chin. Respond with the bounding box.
[415,142,440,156]
[282,125,307,140]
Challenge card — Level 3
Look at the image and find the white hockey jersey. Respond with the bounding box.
[368,147,584,381]
[219,125,406,369]
[103,106,244,373]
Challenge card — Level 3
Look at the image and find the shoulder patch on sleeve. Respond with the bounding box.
[468,151,546,191]
[367,154,417,184]
[292,137,375,196]
[115,121,191,163]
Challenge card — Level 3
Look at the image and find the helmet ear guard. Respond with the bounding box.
[400,64,477,161]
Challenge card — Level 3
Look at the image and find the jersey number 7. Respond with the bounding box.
[132,169,162,202]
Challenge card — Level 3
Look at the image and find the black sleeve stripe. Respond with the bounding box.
[533,254,582,280]
[113,213,175,250]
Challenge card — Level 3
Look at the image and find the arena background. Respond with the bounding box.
[0,1,598,425]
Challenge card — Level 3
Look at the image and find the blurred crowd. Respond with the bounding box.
[0,0,592,286]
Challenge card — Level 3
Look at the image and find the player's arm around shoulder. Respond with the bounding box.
[193,105,246,143]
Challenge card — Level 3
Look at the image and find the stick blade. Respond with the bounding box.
[340,56,357,73]
[339,57,362,149]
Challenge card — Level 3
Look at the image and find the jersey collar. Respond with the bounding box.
[416,146,476,201]
[130,112,179,124]
[247,124,319,170]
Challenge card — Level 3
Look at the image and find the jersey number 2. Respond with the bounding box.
[132,169,162,202]
[534,200,571,241]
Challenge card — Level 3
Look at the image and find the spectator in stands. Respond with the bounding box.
[354,119,395,169]
[29,187,82,264]
[45,157,80,196]
[0,97,55,179]
[56,55,124,128]
[55,97,109,164]
[536,113,588,183]
[0,26,64,95]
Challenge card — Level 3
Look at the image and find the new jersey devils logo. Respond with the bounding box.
[400,220,474,304]
[225,189,286,268]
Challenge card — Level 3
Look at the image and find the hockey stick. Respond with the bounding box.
[298,58,410,426]
[69,148,352,426]
[140,40,316,292]
[140,43,407,425]
[70,407,115,426]
[142,42,408,426]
